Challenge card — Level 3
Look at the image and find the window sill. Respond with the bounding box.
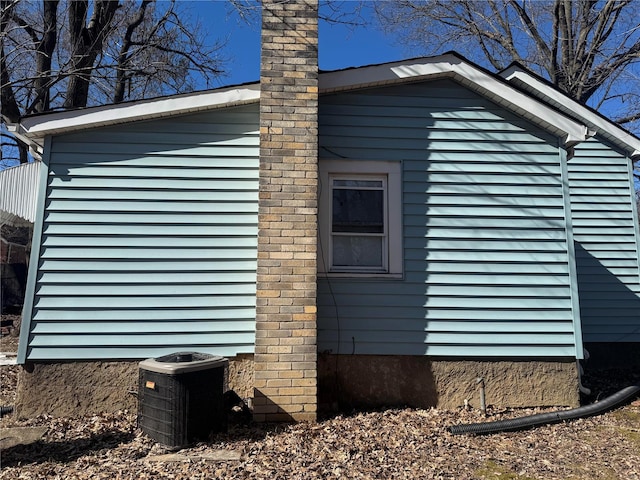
[318,272,404,280]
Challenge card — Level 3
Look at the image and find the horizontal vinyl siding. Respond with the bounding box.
[318,80,577,357]
[568,138,640,342]
[24,106,259,360]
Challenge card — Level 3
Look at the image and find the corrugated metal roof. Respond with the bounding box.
[0,161,41,225]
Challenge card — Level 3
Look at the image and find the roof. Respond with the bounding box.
[16,52,640,157]
[500,63,640,159]
[0,161,41,226]
[12,83,261,157]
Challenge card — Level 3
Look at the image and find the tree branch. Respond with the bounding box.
[114,0,152,103]
[5,4,39,45]
[509,0,552,61]
[614,112,640,126]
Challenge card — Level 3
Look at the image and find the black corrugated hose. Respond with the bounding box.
[449,384,640,435]
[0,405,14,417]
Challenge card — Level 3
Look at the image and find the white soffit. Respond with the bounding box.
[501,66,640,159]
[18,84,261,145]
[18,54,592,151]
[320,54,588,148]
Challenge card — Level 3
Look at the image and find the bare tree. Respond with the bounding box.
[375,0,640,134]
[1,0,226,166]
[230,0,368,26]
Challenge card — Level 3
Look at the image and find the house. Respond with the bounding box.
[1,161,40,313]
[11,2,640,421]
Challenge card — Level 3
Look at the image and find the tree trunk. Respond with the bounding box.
[32,0,59,113]
[1,0,22,124]
[1,0,30,162]
[64,0,119,109]
[114,0,152,103]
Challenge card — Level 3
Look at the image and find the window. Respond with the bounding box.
[319,160,402,277]
[331,176,386,270]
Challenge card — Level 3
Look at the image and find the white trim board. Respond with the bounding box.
[500,65,640,159]
[15,53,616,153]
[320,54,589,148]
[17,84,261,147]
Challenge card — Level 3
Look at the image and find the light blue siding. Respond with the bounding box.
[20,105,259,361]
[318,80,579,357]
[568,138,640,342]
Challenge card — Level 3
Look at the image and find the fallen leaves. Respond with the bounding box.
[0,403,627,480]
[2,360,640,479]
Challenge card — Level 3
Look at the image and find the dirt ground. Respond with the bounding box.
[2,312,640,480]
[0,386,639,480]
[0,314,20,353]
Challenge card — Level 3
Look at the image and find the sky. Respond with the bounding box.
[2,1,638,185]
[197,1,408,88]
[193,1,639,192]
[0,1,408,170]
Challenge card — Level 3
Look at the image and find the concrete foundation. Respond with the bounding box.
[15,354,580,418]
[15,361,139,419]
[227,353,255,401]
[318,354,580,412]
[15,355,255,419]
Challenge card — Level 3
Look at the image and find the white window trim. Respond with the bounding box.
[318,159,403,278]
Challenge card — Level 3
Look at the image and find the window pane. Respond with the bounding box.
[332,189,383,233]
[333,179,383,188]
[333,236,383,267]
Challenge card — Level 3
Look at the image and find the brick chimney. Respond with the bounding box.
[254,0,319,422]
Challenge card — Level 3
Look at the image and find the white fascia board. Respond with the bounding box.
[501,66,640,159]
[320,54,589,148]
[6,123,44,159]
[19,83,261,144]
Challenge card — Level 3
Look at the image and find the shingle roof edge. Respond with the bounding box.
[500,64,640,159]
[16,53,595,151]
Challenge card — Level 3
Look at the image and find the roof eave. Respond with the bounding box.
[6,124,44,160]
[319,54,588,149]
[18,54,589,153]
[18,83,261,144]
[500,66,640,159]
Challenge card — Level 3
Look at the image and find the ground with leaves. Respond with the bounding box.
[1,367,639,480]
[2,315,640,479]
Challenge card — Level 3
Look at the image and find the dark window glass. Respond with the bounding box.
[332,189,383,233]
